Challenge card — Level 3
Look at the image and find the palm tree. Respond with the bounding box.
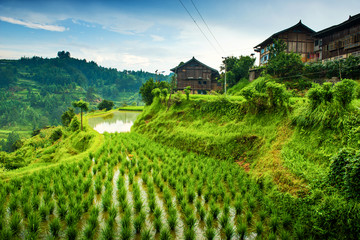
[72,100,89,131]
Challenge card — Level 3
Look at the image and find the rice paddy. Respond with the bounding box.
[0,132,291,239]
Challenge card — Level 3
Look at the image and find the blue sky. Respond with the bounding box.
[1,0,359,74]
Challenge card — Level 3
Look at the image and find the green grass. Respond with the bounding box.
[118,106,144,111]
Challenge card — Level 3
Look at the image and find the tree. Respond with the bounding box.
[220,56,255,88]
[266,39,304,79]
[139,78,170,105]
[268,39,287,60]
[61,107,75,127]
[97,99,114,111]
[4,131,21,152]
[72,100,89,131]
[57,51,71,59]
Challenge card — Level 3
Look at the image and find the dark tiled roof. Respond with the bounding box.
[254,20,315,49]
[170,57,219,73]
[313,13,360,37]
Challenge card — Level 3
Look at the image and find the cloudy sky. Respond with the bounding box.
[0,0,359,74]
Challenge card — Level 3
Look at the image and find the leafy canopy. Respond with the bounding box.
[139,78,170,105]
[97,99,114,111]
[221,56,255,88]
[266,39,304,80]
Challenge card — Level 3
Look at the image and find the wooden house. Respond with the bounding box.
[170,57,221,94]
[313,14,360,62]
[254,21,316,65]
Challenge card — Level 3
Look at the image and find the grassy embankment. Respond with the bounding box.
[0,114,103,181]
[132,76,360,238]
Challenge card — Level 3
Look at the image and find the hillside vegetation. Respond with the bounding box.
[0,53,169,144]
[133,76,360,238]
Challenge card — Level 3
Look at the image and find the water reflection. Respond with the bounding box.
[88,111,141,133]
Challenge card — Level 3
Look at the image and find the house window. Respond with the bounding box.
[315,40,319,46]
[203,81,207,84]
[198,81,202,84]
[261,48,265,54]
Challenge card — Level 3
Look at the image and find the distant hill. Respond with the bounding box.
[0,53,169,142]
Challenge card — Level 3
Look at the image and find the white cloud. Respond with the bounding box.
[0,16,67,32]
[150,35,165,42]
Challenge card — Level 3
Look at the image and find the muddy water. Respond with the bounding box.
[88,111,141,133]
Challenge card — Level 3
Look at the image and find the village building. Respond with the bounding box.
[313,13,360,62]
[254,21,316,65]
[170,57,221,94]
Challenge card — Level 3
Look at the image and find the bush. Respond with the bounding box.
[328,148,355,187]
[328,148,360,199]
[333,79,356,107]
[184,86,191,100]
[97,99,114,111]
[50,128,62,142]
[265,81,290,108]
[307,84,324,109]
[70,117,80,131]
[152,88,161,98]
[344,152,360,199]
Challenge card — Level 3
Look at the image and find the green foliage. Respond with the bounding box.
[97,99,114,111]
[333,79,356,107]
[139,78,170,105]
[220,56,255,88]
[266,52,304,79]
[227,78,250,95]
[61,107,75,127]
[294,80,358,131]
[70,117,80,132]
[265,81,290,108]
[72,100,89,131]
[305,56,360,80]
[0,64,17,87]
[268,39,287,59]
[307,84,324,109]
[239,77,289,112]
[0,131,21,152]
[184,86,191,100]
[50,128,62,142]
[152,88,161,98]
[329,148,360,199]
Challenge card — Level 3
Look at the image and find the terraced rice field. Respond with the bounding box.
[0,132,291,239]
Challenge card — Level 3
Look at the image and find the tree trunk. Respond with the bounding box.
[80,109,83,131]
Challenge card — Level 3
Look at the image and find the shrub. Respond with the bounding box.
[70,117,80,132]
[333,79,356,107]
[344,152,360,199]
[152,88,161,98]
[50,128,62,142]
[328,148,355,188]
[307,84,323,109]
[98,99,114,111]
[184,86,191,100]
[265,81,290,108]
[322,82,334,103]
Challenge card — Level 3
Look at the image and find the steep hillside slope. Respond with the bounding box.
[133,78,360,238]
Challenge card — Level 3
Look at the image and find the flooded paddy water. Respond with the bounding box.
[88,111,141,133]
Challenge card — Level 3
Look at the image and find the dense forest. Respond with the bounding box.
[0,52,170,145]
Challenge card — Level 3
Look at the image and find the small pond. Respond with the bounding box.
[88,111,141,133]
